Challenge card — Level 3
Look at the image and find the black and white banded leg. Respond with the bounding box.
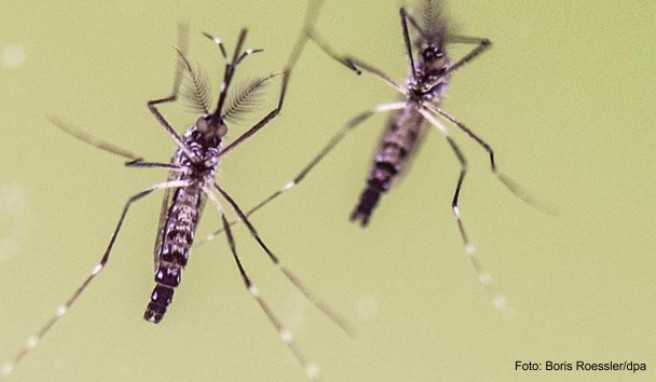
[418,107,515,318]
[423,103,550,213]
[146,25,199,162]
[445,35,491,75]
[399,8,418,80]
[0,179,190,379]
[306,28,406,93]
[212,182,355,336]
[202,188,322,381]
[219,67,290,157]
[48,117,186,173]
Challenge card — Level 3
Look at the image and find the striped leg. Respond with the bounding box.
[418,108,515,318]
[147,24,199,161]
[0,180,190,379]
[219,68,289,157]
[211,182,355,337]
[399,8,418,80]
[49,116,142,161]
[202,188,322,381]
[424,103,551,213]
[445,35,491,74]
[49,117,184,172]
[306,29,406,94]
[445,136,515,318]
[219,2,329,155]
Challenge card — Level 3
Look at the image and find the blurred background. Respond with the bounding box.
[1,1,654,381]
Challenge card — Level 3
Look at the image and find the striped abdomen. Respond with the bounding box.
[351,105,425,226]
[144,184,204,323]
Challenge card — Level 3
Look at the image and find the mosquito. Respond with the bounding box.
[199,0,545,317]
[1,2,347,380]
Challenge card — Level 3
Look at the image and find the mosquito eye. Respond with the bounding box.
[217,124,227,137]
[196,117,209,132]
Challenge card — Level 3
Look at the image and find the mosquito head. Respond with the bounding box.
[421,44,445,63]
[195,113,227,144]
[412,42,450,98]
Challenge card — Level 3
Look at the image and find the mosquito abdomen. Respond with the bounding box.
[144,284,175,323]
[145,185,203,323]
[350,164,393,225]
[351,106,425,225]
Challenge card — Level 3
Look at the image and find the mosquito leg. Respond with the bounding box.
[426,104,495,166]
[50,26,191,163]
[124,160,186,172]
[209,183,355,337]
[418,107,450,136]
[50,29,194,164]
[219,67,289,157]
[445,35,491,74]
[305,27,361,75]
[197,102,406,246]
[307,29,406,94]
[0,179,190,379]
[424,104,549,212]
[444,137,515,318]
[207,190,322,381]
[218,0,330,156]
[221,7,331,156]
[147,97,197,162]
[147,25,198,161]
[399,8,417,79]
[152,23,189,108]
[337,56,405,94]
[49,117,142,161]
[285,0,327,72]
[220,1,330,157]
[402,7,427,37]
[49,118,184,172]
[419,107,515,318]
[445,137,472,252]
[423,103,498,171]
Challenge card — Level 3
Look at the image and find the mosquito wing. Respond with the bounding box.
[370,106,429,190]
[153,167,181,271]
[391,120,429,188]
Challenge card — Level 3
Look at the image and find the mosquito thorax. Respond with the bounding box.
[179,115,224,174]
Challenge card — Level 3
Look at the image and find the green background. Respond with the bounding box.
[1,1,654,381]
